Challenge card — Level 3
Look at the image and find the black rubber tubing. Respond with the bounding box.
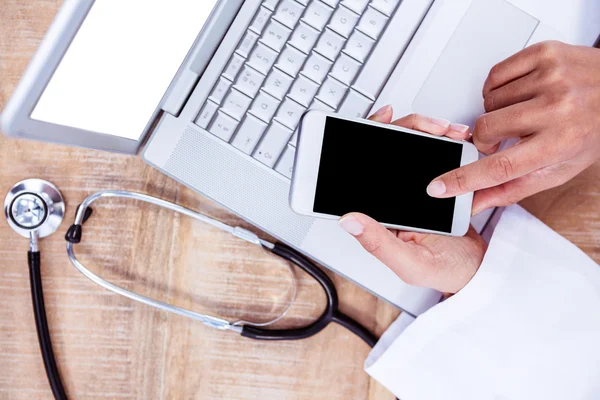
[29,251,68,400]
[241,243,378,347]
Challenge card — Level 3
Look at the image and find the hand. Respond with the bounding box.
[426,41,600,215]
[338,106,488,293]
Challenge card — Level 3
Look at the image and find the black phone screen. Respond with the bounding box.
[313,117,463,233]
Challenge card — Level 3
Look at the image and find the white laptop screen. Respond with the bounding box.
[31,0,218,141]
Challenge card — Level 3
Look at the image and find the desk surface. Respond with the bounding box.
[1,1,599,399]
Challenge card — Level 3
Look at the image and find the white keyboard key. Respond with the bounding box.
[289,22,320,55]
[276,45,307,77]
[357,6,388,39]
[309,98,336,113]
[328,6,359,38]
[275,145,296,178]
[261,20,292,52]
[248,43,278,75]
[195,101,219,129]
[223,54,245,81]
[337,88,373,118]
[341,0,369,14]
[262,68,293,100]
[344,30,375,62]
[370,0,400,17]
[250,91,281,122]
[273,0,305,29]
[288,75,319,107]
[317,76,348,108]
[263,0,280,11]
[302,1,333,31]
[253,121,294,167]
[320,0,339,7]
[330,53,362,85]
[237,31,260,58]
[209,77,232,104]
[222,89,253,120]
[232,115,268,154]
[209,111,239,142]
[294,0,309,5]
[315,28,346,61]
[289,129,299,146]
[235,65,266,98]
[276,97,306,130]
[250,7,272,34]
[301,52,332,84]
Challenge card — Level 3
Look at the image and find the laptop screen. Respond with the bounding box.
[30,0,219,141]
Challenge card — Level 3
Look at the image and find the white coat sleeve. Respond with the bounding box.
[365,204,600,400]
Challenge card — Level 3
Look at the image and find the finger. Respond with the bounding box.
[472,99,543,154]
[471,162,581,215]
[483,69,540,112]
[338,213,419,281]
[391,113,451,136]
[427,136,555,198]
[482,42,546,97]
[445,123,471,141]
[368,104,394,123]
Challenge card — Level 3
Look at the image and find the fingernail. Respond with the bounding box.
[429,117,450,128]
[426,180,446,197]
[450,123,470,133]
[338,216,364,236]
[372,104,391,117]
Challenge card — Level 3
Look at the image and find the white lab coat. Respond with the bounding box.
[365,205,600,400]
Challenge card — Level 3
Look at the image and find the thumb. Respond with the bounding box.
[338,213,417,283]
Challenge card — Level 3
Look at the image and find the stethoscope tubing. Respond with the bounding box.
[17,188,383,400]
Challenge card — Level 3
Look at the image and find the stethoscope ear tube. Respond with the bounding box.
[65,190,379,347]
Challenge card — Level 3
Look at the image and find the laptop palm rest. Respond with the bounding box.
[412,0,538,126]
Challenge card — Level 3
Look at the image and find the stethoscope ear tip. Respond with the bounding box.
[65,224,83,244]
[65,205,94,244]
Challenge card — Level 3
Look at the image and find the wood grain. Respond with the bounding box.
[0,1,598,399]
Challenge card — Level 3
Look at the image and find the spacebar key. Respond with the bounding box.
[253,121,293,168]
[352,0,433,100]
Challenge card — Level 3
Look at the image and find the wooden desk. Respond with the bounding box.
[0,2,598,399]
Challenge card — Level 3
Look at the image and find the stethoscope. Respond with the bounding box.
[6,179,379,400]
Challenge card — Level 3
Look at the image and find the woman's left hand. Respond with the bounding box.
[338,107,488,293]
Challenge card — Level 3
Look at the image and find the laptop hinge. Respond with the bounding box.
[160,0,244,118]
[161,68,199,117]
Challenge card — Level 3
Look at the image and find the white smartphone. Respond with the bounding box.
[290,111,479,237]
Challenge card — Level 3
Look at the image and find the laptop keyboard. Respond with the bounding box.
[194,0,401,179]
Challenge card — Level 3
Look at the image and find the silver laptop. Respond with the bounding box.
[2,0,598,316]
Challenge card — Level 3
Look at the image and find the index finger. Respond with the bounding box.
[426,137,553,198]
[392,113,471,140]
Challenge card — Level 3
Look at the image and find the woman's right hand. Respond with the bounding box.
[426,41,600,215]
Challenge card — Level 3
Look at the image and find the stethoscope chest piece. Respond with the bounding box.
[4,179,65,239]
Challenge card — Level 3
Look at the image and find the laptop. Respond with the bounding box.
[2,0,598,316]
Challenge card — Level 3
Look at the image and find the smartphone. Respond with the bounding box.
[290,111,479,237]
